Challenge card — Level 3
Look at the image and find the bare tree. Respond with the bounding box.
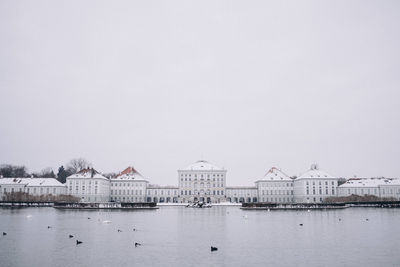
[34,167,56,178]
[0,164,28,177]
[66,158,92,174]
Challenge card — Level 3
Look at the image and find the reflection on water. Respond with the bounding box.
[0,206,399,267]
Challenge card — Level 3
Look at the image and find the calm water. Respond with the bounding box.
[0,206,399,267]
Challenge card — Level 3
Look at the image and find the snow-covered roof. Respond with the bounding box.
[256,167,292,182]
[180,160,225,171]
[297,164,335,180]
[67,168,108,180]
[339,178,400,188]
[113,166,147,181]
[0,178,66,187]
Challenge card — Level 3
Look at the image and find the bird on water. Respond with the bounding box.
[135,242,141,247]
[3,232,6,236]
[211,246,218,252]
[76,240,83,245]
[69,235,74,238]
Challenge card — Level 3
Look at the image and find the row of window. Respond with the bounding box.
[181,173,224,178]
[181,182,224,188]
[111,183,145,187]
[344,188,400,195]
[306,187,335,195]
[69,186,98,194]
[306,181,335,186]
[111,197,144,202]
[147,190,178,196]
[2,187,59,194]
[261,190,293,195]
[180,190,224,196]
[260,182,293,187]
[69,180,99,185]
[181,178,224,183]
[110,189,143,195]
[261,197,293,203]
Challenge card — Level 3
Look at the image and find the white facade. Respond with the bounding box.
[146,185,179,203]
[226,186,258,203]
[66,168,110,203]
[293,164,339,203]
[0,178,66,200]
[178,160,227,203]
[255,167,294,203]
[338,178,400,200]
[110,167,148,203]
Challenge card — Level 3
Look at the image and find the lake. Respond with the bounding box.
[1,206,399,267]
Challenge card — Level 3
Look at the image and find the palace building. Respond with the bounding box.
[110,166,148,203]
[177,160,227,203]
[255,167,294,203]
[66,168,110,203]
[293,164,339,203]
[4,160,398,204]
[0,178,66,200]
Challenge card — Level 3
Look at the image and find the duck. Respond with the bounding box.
[211,246,218,252]
[69,235,74,238]
[135,242,141,247]
[76,240,83,245]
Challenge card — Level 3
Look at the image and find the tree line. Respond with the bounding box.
[0,158,92,184]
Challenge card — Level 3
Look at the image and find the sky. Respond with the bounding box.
[0,0,399,185]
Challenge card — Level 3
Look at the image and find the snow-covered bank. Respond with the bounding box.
[157,202,241,207]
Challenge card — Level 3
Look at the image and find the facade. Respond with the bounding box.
[255,167,294,203]
[0,178,66,200]
[110,167,148,203]
[337,178,400,200]
[226,186,257,203]
[177,160,227,203]
[146,185,179,203]
[66,168,110,203]
[64,162,342,204]
[293,164,339,203]
[6,160,396,204]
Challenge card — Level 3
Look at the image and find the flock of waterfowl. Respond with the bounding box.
[2,213,372,253]
[1,215,218,252]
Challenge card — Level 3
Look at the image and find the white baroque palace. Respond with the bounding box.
[177,160,227,203]
[3,160,399,203]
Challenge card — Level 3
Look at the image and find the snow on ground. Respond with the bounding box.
[157,202,241,206]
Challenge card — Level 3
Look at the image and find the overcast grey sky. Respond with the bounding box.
[0,0,399,185]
